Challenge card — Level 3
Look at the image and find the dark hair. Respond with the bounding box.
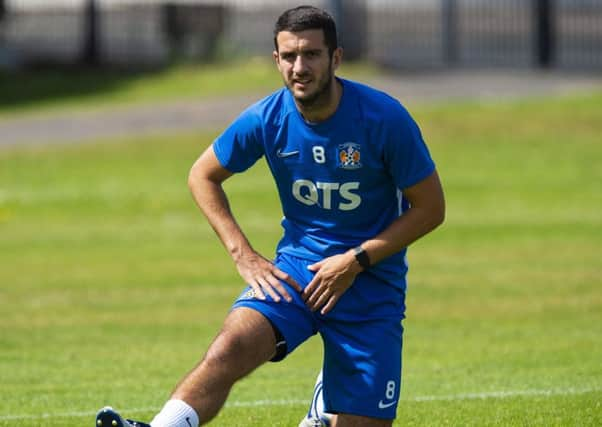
[273,5,338,56]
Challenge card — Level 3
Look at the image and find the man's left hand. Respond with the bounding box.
[303,251,363,315]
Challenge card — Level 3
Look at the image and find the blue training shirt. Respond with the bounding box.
[213,78,435,291]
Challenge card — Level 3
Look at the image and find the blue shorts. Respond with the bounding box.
[232,253,405,419]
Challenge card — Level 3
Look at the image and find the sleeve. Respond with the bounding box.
[212,107,265,173]
[384,104,435,190]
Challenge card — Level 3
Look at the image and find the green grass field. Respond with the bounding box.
[1,90,601,426]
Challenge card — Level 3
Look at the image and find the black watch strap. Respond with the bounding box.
[353,246,371,270]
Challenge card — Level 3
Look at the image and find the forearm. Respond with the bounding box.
[352,170,445,268]
[357,205,444,266]
[188,160,253,262]
[304,204,443,313]
[187,147,302,299]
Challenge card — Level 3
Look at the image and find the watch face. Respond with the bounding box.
[354,246,370,269]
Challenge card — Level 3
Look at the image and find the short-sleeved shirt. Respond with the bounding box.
[213,77,435,293]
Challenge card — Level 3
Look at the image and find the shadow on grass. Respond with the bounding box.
[0,65,167,114]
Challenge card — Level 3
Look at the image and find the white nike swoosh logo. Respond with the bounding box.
[378,400,397,409]
[276,149,300,158]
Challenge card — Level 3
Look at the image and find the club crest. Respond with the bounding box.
[338,142,362,170]
[241,288,256,300]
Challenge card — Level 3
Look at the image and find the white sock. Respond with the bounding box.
[307,370,332,423]
[150,399,199,427]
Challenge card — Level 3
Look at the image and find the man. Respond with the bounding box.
[96,5,444,427]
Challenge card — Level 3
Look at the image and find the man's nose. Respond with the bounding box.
[293,55,307,74]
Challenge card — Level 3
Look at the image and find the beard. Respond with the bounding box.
[287,62,333,109]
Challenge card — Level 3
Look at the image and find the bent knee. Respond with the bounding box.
[203,332,246,367]
[202,328,275,378]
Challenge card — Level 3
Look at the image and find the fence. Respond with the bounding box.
[0,0,601,70]
[367,0,602,69]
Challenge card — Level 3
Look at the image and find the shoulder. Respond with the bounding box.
[342,78,414,125]
[238,87,290,128]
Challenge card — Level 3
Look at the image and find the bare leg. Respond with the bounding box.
[170,307,277,425]
[333,414,392,427]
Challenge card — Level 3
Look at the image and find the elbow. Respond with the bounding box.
[434,208,445,230]
[434,201,446,229]
[435,196,446,226]
[428,199,446,232]
[187,164,198,192]
[188,159,205,193]
[187,154,230,194]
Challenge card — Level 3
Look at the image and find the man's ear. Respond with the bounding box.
[332,47,343,71]
[273,50,281,69]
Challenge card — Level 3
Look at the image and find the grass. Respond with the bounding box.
[1,92,601,426]
[0,59,376,119]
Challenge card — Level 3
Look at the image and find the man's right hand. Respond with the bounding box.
[235,251,302,302]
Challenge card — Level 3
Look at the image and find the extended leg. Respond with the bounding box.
[166,307,277,425]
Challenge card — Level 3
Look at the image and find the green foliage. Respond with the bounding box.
[0,93,601,426]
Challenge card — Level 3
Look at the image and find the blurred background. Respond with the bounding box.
[2,0,602,147]
[1,0,601,70]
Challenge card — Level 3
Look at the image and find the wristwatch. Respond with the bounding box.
[353,246,371,270]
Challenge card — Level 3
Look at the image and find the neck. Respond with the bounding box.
[296,78,342,123]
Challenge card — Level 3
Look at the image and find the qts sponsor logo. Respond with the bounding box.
[292,180,361,211]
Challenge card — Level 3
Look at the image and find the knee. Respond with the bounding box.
[201,332,265,383]
[203,331,245,370]
[200,309,276,378]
